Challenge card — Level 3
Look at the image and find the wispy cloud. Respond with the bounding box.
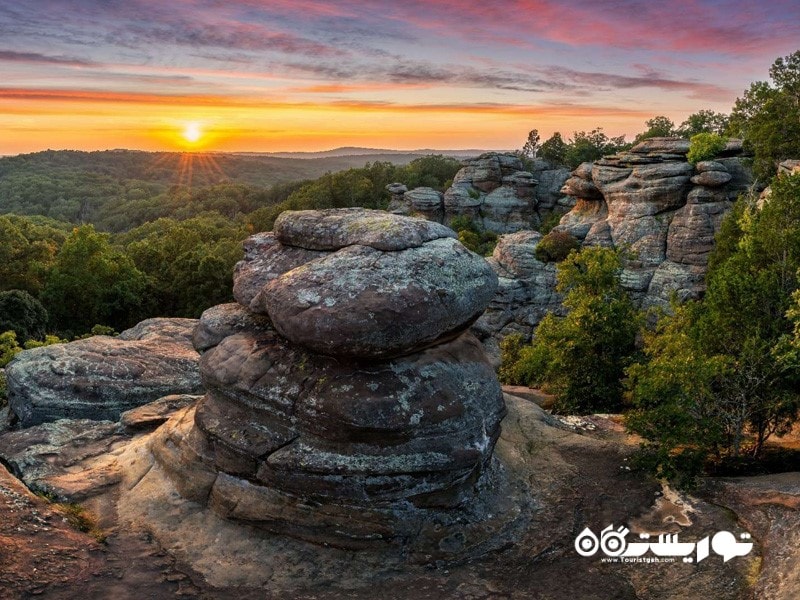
[0,50,98,67]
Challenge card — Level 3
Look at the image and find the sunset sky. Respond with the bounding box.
[1,0,799,154]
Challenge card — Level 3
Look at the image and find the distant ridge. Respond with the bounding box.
[232,147,499,159]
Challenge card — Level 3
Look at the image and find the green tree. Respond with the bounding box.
[41,225,148,335]
[500,247,641,413]
[121,214,246,317]
[728,50,800,180]
[0,290,48,341]
[563,128,628,169]
[687,133,728,164]
[0,330,22,368]
[627,173,800,482]
[677,110,730,138]
[0,215,67,295]
[538,132,568,165]
[521,129,541,158]
[633,116,676,144]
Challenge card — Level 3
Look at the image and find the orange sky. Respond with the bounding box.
[1,0,799,154]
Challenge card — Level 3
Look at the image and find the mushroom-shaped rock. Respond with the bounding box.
[253,236,498,358]
[196,330,505,504]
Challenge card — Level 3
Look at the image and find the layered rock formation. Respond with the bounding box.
[6,318,202,426]
[473,138,755,357]
[554,137,752,308]
[387,153,570,234]
[154,208,516,555]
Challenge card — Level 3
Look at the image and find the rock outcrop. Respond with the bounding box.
[0,393,774,598]
[474,138,755,356]
[6,318,203,427]
[472,231,562,362]
[386,153,570,235]
[154,208,514,556]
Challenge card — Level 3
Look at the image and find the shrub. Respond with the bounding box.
[538,211,562,235]
[0,331,22,368]
[534,231,580,262]
[451,215,498,256]
[503,247,642,413]
[498,333,528,384]
[0,289,49,341]
[0,370,7,410]
[687,133,728,164]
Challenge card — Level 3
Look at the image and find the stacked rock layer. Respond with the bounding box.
[473,138,755,360]
[387,153,571,234]
[155,208,514,555]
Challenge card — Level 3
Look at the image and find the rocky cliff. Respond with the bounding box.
[388,153,571,233]
[474,138,755,358]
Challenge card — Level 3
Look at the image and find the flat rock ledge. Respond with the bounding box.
[6,318,203,427]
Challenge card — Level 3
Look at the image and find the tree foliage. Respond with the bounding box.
[728,50,800,180]
[41,225,149,335]
[687,133,728,164]
[534,129,628,168]
[120,214,246,318]
[0,290,48,341]
[500,247,641,413]
[449,215,497,256]
[627,173,800,482]
[521,129,541,158]
[677,110,730,138]
[633,116,676,144]
[538,132,568,165]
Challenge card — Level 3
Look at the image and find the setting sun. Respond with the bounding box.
[182,122,202,144]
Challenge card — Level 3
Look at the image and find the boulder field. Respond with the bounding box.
[387,153,571,233]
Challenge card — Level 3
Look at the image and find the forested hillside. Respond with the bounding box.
[0,150,461,232]
[0,154,461,342]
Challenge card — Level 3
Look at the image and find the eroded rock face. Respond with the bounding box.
[472,231,561,363]
[153,208,509,553]
[476,138,756,357]
[554,137,753,308]
[195,331,504,507]
[386,153,570,235]
[6,318,202,427]
[192,302,273,353]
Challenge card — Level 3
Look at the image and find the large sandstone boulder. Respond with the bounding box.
[6,318,202,426]
[273,207,454,251]
[244,210,496,359]
[192,302,273,353]
[255,236,497,358]
[232,232,325,308]
[195,330,504,506]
